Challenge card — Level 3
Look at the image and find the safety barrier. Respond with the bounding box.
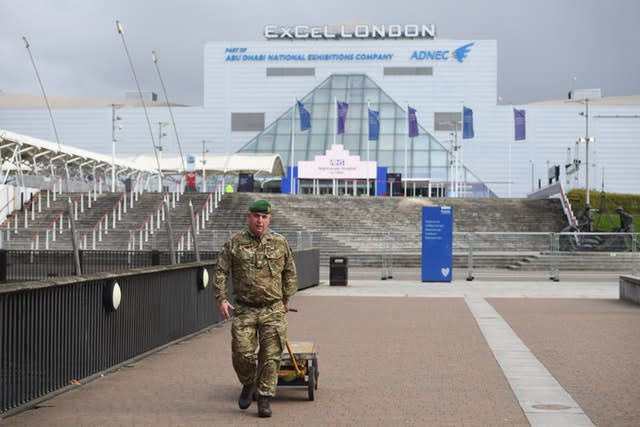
[0,248,320,417]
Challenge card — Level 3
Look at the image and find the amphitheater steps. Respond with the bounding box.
[6,191,636,273]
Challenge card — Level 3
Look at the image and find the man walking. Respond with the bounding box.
[214,199,297,417]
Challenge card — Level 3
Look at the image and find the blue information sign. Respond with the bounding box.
[421,206,453,282]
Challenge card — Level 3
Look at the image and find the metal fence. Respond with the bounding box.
[0,248,320,417]
[1,230,638,283]
[0,250,218,282]
[0,263,219,417]
[291,230,640,280]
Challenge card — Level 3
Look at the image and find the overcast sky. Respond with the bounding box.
[2,0,639,106]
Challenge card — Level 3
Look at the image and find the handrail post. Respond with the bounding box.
[466,232,475,281]
[632,233,638,276]
[67,200,82,275]
[550,232,560,282]
[388,231,394,279]
[0,249,7,282]
[188,200,200,261]
[164,200,176,264]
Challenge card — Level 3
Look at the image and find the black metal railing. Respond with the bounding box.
[0,248,320,417]
[0,250,217,282]
[0,263,219,417]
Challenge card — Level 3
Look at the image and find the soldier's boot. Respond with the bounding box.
[257,396,272,418]
[238,384,255,410]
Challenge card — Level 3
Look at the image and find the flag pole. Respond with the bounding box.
[290,100,295,195]
[367,101,370,197]
[333,96,337,195]
[453,121,458,198]
[460,105,464,198]
[404,104,408,197]
[508,105,513,197]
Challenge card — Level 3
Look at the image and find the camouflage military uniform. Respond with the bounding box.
[214,229,297,397]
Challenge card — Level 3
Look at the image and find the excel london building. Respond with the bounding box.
[208,23,639,198]
[1,23,639,198]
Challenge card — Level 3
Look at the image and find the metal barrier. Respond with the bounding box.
[0,248,320,417]
[0,263,219,417]
[299,231,640,280]
[0,250,218,282]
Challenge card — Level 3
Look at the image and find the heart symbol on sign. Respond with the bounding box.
[441,268,450,277]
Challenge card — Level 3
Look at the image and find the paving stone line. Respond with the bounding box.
[465,296,596,427]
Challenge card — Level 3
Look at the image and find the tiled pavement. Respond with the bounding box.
[2,268,639,427]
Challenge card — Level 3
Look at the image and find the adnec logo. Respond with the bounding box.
[410,42,474,63]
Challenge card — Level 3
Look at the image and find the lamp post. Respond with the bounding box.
[578,136,594,205]
[201,140,210,192]
[445,120,461,198]
[156,122,169,191]
[111,104,122,192]
[579,98,593,206]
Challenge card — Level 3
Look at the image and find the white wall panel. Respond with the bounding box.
[2,37,638,197]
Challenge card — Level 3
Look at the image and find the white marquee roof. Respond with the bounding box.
[0,129,285,179]
[123,154,285,177]
[0,129,157,176]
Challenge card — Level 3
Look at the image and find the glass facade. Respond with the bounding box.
[237,74,492,196]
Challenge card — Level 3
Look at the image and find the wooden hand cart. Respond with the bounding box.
[277,340,319,401]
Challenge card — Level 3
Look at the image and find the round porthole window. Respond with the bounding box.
[103,280,122,311]
[198,266,210,290]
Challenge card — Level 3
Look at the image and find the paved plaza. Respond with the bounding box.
[2,268,639,426]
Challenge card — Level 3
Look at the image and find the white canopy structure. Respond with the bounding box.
[123,153,285,177]
[0,129,285,193]
[0,129,158,187]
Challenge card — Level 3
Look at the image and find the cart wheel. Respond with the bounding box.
[307,365,316,401]
[313,358,319,390]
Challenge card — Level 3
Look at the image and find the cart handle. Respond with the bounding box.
[285,340,303,376]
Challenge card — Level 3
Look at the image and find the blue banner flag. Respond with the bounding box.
[408,106,419,137]
[514,108,526,141]
[463,106,474,139]
[337,101,349,134]
[368,108,379,141]
[297,100,311,131]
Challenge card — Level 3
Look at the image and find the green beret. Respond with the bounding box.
[248,199,272,214]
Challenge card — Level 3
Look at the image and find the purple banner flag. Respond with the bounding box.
[297,100,311,131]
[368,108,379,141]
[337,101,349,134]
[514,108,526,141]
[408,106,419,137]
[462,106,474,139]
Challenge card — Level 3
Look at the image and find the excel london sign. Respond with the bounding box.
[264,24,436,40]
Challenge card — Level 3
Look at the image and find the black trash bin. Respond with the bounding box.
[329,256,348,286]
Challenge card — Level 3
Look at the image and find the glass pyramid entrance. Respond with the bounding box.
[237,74,494,197]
